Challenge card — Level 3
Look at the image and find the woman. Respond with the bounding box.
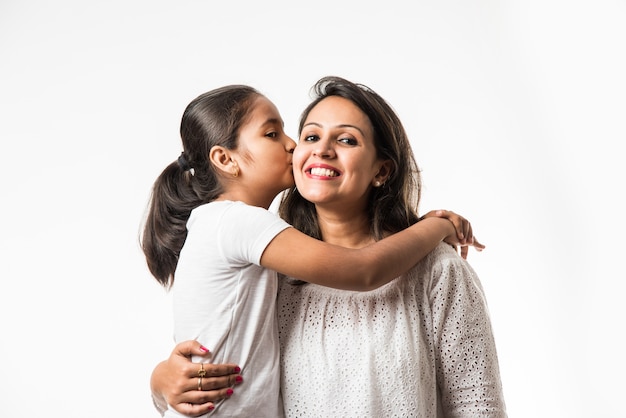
[151,76,506,417]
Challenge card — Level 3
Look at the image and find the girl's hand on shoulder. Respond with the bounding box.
[151,340,243,416]
[422,209,485,259]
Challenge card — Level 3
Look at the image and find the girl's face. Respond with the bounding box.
[293,96,389,210]
[235,96,296,199]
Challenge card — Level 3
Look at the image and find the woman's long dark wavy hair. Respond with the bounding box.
[279,76,422,241]
[141,85,261,289]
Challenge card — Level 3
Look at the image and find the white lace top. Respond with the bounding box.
[277,243,507,418]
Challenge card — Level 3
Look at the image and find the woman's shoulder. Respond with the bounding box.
[415,242,486,295]
[420,242,465,269]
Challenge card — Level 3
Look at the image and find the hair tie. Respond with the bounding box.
[177,152,191,171]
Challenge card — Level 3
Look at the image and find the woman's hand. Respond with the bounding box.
[151,340,243,416]
[422,209,485,259]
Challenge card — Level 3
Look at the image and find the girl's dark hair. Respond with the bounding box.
[279,76,422,240]
[141,85,261,288]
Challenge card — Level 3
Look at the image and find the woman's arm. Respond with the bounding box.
[150,341,243,417]
[430,247,507,416]
[262,212,483,291]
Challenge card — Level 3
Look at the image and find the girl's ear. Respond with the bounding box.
[209,146,236,176]
[372,159,393,187]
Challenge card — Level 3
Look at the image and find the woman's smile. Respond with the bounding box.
[305,163,341,179]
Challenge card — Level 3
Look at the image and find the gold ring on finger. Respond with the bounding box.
[198,376,203,391]
[197,363,207,378]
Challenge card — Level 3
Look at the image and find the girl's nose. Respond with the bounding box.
[285,135,297,153]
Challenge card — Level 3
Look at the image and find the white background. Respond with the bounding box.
[1,1,624,417]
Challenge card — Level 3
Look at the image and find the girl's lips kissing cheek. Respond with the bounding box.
[305,164,341,180]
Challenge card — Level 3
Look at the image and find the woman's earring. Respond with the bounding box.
[373,180,382,187]
[232,166,239,178]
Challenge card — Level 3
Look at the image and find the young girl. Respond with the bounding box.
[142,85,483,417]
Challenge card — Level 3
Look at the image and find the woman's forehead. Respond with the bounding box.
[305,96,371,132]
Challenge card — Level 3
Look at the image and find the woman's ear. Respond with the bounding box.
[372,160,393,187]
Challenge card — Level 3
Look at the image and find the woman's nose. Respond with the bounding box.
[312,139,335,158]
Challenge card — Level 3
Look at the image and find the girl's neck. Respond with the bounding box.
[216,189,274,210]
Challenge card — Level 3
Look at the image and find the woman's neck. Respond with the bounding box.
[315,205,375,249]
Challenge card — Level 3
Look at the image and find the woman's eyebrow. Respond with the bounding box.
[302,122,364,136]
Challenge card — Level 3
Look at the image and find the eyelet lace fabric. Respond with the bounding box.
[277,243,507,418]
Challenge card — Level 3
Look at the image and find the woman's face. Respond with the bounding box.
[293,96,389,210]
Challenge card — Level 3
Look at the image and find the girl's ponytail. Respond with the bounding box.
[142,158,201,288]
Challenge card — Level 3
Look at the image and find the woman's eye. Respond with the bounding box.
[338,137,358,145]
[302,134,319,142]
[266,132,277,138]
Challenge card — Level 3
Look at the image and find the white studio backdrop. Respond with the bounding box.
[1,1,624,417]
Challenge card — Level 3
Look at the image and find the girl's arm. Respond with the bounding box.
[262,213,482,291]
[422,209,485,259]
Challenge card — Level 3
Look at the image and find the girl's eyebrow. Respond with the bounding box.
[302,122,364,136]
[261,117,284,128]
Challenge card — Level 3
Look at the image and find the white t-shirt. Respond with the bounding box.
[166,200,290,418]
[277,243,507,418]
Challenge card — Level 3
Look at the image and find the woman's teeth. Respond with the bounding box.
[310,167,338,177]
